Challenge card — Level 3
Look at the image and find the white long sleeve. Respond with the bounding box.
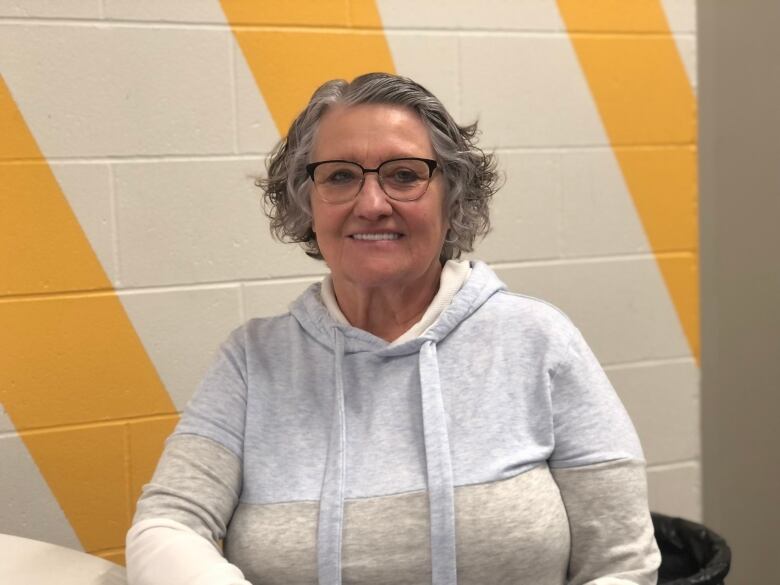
[126,518,251,585]
[128,432,246,585]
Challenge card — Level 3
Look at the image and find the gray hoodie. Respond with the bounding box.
[133,261,660,585]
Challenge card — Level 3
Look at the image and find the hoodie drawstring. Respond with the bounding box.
[317,333,457,585]
[419,340,458,585]
[317,329,346,585]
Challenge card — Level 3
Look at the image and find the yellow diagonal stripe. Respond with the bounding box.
[0,77,178,551]
[557,0,700,362]
[221,0,395,135]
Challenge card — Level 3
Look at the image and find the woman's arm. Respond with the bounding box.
[127,330,251,585]
[549,325,660,584]
[127,518,250,585]
[126,435,250,585]
[551,460,659,585]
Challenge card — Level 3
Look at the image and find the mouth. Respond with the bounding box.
[349,233,403,241]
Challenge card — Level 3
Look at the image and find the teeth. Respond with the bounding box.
[352,233,401,241]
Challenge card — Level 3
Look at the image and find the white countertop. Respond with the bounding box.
[0,534,127,585]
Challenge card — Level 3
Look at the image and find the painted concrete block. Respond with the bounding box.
[557,0,690,34]
[494,258,691,365]
[20,423,130,551]
[560,149,651,257]
[222,1,350,26]
[234,41,285,154]
[0,293,177,430]
[0,421,81,549]
[460,34,608,148]
[385,32,461,121]
[0,0,100,18]
[661,0,697,34]
[0,402,14,434]
[675,35,697,91]
[377,0,696,35]
[242,277,323,320]
[611,147,698,253]
[0,24,234,157]
[119,285,243,410]
[647,462,702,521]
[1,161,112,296]
[472,151,560,263]
[548,34,695,145]
[606,359,700,465]
[49,162,116,285]
[114,159,327,287]
[375,0,563,31]
[230,25,395,148]
[235,31,461,153]
[103,0,226,23]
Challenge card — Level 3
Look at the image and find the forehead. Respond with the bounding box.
[312,103,434,162]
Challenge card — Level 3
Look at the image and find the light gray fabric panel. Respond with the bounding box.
[225,464,570,585]
[177,262,644,504]
[551,459,660,585]
[133,435,242,547]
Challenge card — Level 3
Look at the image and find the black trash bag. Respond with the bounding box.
[652,512,731,585]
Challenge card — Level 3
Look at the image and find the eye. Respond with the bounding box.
[320,166,359,185]
[314,161,363,187]
[390,168,422,184]
[380,159,430,189]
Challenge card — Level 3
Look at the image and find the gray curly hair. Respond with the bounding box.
[259,72,500,261]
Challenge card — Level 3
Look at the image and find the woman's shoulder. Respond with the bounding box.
[480,288,579,340]
[464,261,577,338]
[224,311,303,352]
[233,281,322,343]
[243,311,298,333]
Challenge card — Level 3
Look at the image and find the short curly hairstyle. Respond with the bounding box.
[259,72,500,261]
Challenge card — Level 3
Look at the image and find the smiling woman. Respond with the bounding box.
[126,73,660,585]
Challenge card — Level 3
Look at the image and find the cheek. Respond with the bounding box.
[310,200,337,236]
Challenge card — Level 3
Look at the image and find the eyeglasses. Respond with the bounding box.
[306,157,438,204]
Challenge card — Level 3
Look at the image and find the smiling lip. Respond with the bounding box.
[350,232,403,241]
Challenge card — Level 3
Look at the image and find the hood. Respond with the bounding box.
[290,260,507,356]
[288,260,507,585]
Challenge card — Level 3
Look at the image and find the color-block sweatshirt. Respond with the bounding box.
[128,260,660,585]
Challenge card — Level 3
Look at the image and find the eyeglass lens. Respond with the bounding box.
[311,159,433,202]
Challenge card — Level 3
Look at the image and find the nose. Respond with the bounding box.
[353,173,393,220]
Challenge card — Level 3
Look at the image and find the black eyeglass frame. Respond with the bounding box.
[305,157,438,202]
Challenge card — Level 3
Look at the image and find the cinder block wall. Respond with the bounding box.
[0,0,698,564]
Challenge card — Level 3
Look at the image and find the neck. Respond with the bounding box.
[331,263,443,342]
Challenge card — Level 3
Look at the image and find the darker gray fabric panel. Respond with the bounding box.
[551,459,660,585]
[133,435,242,547]
[225,464,569,585]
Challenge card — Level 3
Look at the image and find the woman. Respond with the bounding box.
[127,73,660,585]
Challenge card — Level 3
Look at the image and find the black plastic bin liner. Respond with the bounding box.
[653,512,731,585]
